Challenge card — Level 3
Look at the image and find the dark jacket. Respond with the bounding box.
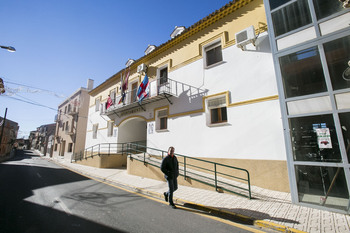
[161,154,179,180]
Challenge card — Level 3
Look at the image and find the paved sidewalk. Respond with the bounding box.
[43,154,350,233]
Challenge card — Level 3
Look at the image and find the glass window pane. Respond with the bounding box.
[313,0,344,20]
[221,107,227,122]
[269,0,292,10]
[289,114,342,162]
[206,45,222,67]
[339,112,350,162]
[323,35,350,91]
[271,0,312,37]
[296,165,349,211]
[211,109,219,124]
[280,47,327,98]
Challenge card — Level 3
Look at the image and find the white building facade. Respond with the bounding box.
[85,0,289,192]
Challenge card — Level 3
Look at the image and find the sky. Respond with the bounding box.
[0,0,231,139]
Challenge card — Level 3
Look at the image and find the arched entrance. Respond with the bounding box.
[117,117,147,145]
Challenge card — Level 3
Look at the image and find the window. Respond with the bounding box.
[269,0,292,10]
[313,0,344,20]
[159,67,168,85]
[339,112,350,163]
[95,98,100,112]
[323,35,350,91]
[54,144,57,151]
[64,106,67,114]
[289,114,341,162]
[107,121,114,137]
[131,82,138,103]
[156,109,168,131]
[211,107,227,124]
[65,121,69,132]
[279,46,327,98]
[62,122,65,130]
[68,143,73,152]
[93,124,98,139]
[204,41,223,68]
[207,96,228,125]
[110,89,116,105]
[296,165,349,211]
[271,0,312,37]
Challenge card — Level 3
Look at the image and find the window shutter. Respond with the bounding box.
[208,96,226,109]
[158,109,168,117]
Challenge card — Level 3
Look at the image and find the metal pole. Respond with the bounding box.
[214,163,218,192]
[184,157,186,179]
[0,108,8,150]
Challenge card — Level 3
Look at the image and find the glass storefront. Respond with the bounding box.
[279,46,327,98]
[289,114,341,162]
[323,35,350,90]
[296,165,349,211]
[265,0,350,213]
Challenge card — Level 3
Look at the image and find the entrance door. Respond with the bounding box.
[60,140,66,156]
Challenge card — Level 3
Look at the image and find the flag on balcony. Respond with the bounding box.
[106,95,113,109]
[118,68,130,105]
[137,74,149,103]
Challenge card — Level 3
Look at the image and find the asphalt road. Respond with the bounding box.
[0,150,266,233]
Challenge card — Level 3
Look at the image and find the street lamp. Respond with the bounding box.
[0,45,16,52]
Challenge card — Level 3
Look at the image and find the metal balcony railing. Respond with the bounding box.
[100,78,206,116]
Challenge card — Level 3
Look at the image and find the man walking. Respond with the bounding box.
[161,146,179,209]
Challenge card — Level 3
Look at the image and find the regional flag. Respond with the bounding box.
[137,74,149,103]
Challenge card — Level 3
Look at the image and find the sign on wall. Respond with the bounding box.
[316,128,332,149]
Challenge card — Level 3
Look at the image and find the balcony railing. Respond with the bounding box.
[101,78,206,117]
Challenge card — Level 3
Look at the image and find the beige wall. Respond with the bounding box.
[128,156,290,193]
[75,154,127,168]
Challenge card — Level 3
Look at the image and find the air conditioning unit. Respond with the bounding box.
[235,26,256,50]
[137,63,148,73]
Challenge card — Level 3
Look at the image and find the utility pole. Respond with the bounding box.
[0,108,8,149]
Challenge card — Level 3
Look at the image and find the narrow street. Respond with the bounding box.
[0,150,266,233]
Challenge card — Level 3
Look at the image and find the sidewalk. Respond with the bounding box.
[43,154,350,233]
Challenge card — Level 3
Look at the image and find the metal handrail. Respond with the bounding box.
[126,143,251,199]
[74,142,251,199]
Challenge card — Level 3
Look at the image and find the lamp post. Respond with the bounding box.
[0,45,16,52]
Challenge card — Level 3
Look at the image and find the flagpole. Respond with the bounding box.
[0,108,8,148]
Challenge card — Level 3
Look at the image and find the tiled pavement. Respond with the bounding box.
[41,154,350,233]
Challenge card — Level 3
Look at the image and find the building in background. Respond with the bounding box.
[0,117,19,157]
[263,0,350,213]
[34,124,56,156]
[53,79,93,160]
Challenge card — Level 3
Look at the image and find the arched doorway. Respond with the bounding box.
[117,117,147,146]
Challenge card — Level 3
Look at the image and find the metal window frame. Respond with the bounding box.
[264,0,350,214]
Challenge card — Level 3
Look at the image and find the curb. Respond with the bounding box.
[48,158,306,233]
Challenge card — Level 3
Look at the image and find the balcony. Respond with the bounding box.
[65,128,74,136]
[101,78,193,118]
[68,108,78,115]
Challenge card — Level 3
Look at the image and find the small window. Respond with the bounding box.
[95,98,100,112]
[204,41,223,68]
[156,109,168,131]
[211,107,227,124]
[107,121,114,137]
[207,96,228,125]
[110,89,116,105]
[62,122,65,130]
[159,67,168,85]
[93,124,98,139]
[68,143,73,152]
[54,144,58,151]
[65,121,69,131]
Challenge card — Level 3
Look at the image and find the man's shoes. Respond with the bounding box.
[169,204,177,209]
[163,192,168,202]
